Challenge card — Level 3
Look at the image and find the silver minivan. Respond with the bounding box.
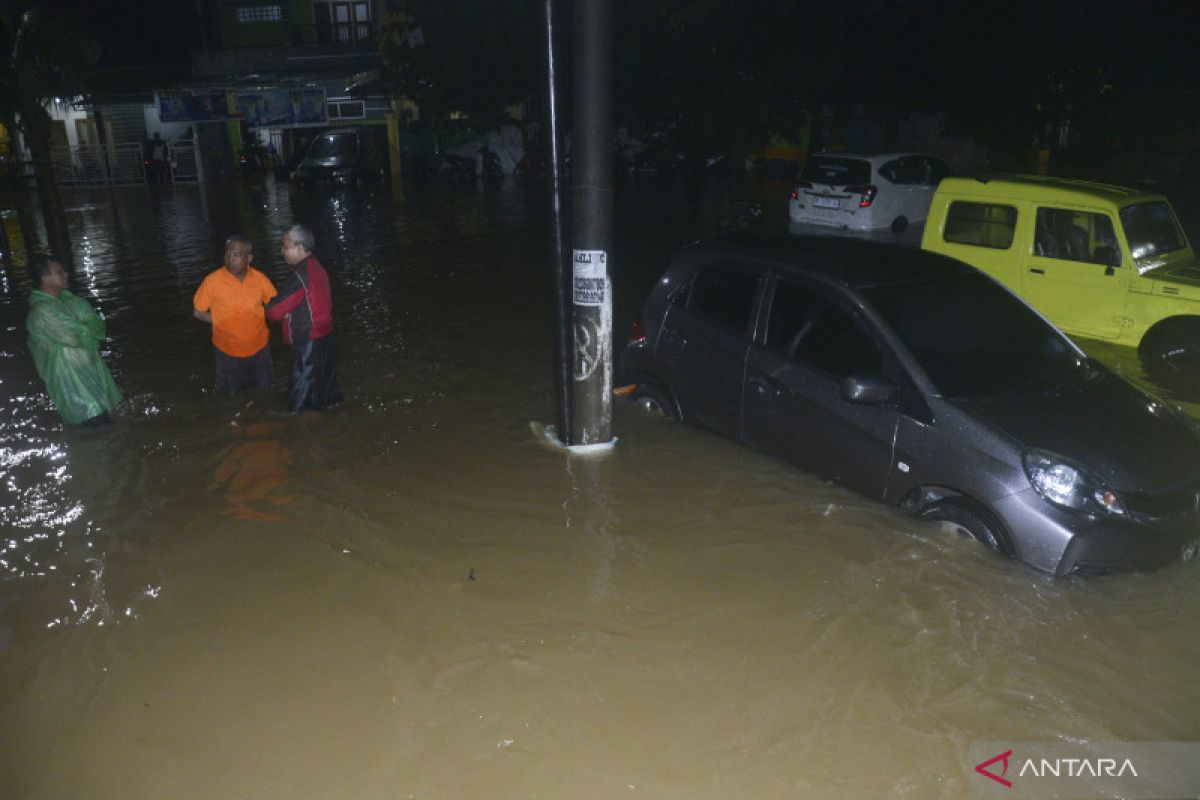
[789,152,953,233]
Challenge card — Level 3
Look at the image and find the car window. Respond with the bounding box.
[943,201,1017,249]
[687,264,761,335]
[877,159,903,183]
[1120,201,1187,259]
[926,158,952,184]
[764,278,827,355]
[793,304,882,378]
[863,273,1082,399]
[1034,208,1118,264]
[798,156,872,186]
[308,134,355,158]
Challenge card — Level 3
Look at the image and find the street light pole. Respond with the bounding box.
[541,0,572,445]
[568,0,614,448]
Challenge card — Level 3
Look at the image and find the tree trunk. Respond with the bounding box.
[22,115,74,271]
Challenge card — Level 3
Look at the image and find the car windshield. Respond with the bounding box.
[1119,201,1188,260]
[307,135,355,159]
[862,273,1084,399]
[798,156,871,186]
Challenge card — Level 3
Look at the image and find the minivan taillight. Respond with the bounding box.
[628,320,646,344]
[845,185,877,208]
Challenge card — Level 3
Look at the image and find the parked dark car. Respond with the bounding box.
[291,127,385,184]
[620,236,1200,576]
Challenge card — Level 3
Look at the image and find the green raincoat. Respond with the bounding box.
[26,289,123,425]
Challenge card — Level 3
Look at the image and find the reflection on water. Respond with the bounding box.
[213,419,296,522]
[1,175,1199,799]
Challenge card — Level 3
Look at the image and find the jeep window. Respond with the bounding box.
[799,156,872,186]
[864,273,1080,399]
[1120,201,1187,260]
[943,201,1017,249]
[687,264,761,336]
[1034,208,1118,264]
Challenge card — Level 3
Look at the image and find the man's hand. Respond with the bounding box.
[193,308,212,323]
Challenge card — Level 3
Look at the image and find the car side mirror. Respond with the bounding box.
[841,373,897,405]
[1094,245,1120,273]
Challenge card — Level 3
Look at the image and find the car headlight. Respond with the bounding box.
[1023,450,1125,516]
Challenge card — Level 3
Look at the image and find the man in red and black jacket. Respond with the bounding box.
[266,224,343,411]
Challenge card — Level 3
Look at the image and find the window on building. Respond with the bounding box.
[236,4,284,23]
[315,1,373,43]
[327,101,365,120]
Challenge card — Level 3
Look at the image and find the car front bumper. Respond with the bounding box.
[994,487,1200,576]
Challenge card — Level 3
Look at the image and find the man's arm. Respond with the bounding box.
[265,286,304,321]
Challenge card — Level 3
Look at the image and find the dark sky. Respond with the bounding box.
[54,0,204,70]
[48,0,1200,129]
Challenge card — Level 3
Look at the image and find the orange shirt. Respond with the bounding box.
[193,266,278,358]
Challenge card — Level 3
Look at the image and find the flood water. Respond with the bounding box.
[1,174,1199,799]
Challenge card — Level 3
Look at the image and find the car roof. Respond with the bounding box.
[681,235,977,290]
[937,174,1168,206]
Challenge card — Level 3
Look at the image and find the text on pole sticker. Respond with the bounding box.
[573,250,607,307]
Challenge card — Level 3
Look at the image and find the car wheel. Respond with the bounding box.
[632,385,674,419]
[891,216,909,234]
[918,498,1013,557]
[1139,318,1200,364]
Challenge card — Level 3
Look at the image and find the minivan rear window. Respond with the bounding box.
[943,201,1018,249]
[799,156,871,186]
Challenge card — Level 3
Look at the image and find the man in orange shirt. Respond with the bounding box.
[193,235,278,393]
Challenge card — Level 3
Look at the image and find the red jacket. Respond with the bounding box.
[266,255,334,345]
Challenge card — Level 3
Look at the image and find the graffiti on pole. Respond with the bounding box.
[573,319,601,381]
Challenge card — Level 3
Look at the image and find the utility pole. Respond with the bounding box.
[541,0,571,444]
[568,0,614,448]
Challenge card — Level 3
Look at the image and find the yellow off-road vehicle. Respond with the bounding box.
[921,175,1200,362]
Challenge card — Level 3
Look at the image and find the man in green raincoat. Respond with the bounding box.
[26,256,123,427]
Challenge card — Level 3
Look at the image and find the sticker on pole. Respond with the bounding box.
[573,250,607,307]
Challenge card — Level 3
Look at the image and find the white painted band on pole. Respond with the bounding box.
[572,249,607,306]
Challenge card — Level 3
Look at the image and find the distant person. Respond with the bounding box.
[149,132,167,181]
[25,255,123,427]
[267,224,342,411]
[193,235,278,394]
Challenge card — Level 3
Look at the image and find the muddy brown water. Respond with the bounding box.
[1,176,1199,799]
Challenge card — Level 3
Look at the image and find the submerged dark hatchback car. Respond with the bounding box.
[621,236,1200,576]
[291,127,385,184]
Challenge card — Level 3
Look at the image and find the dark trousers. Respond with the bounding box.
[214,345,273,394]
[288,334,342,412]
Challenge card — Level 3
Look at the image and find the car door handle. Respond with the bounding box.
[1028,267,1045,275]
[749,375,782,397]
